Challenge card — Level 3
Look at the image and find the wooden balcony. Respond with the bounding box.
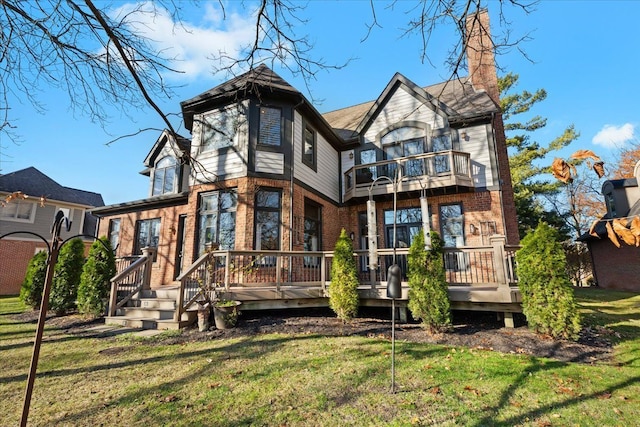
[343,150,474,201]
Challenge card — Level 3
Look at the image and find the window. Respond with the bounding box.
[303,200,321,266]
[201,108,239,151]
[55,207,73,223]
[302,124,316,169]
[381,127,426,178]
[198,190,237,256]
[258,106,282,146]
[606,193,616,216]
[384,208,423,248]
[135,218,161,257]
[108,219,121,251]
[431,130,453,174]
[255,189,281,251]
[152,156,178,196]
[0,200,35,222]
[439,204,464,247]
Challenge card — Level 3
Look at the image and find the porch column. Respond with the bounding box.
[141,247,155,290]
[490,235,514,328]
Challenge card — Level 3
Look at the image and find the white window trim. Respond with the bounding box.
[0,200,37,223]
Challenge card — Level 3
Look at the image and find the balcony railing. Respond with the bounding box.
[344,150,473,200]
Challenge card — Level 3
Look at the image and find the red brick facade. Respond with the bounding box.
[588,240,640,291]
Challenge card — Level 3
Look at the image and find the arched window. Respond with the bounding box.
[152,156,178,196]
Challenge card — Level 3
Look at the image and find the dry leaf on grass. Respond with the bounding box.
[605,221,621,248]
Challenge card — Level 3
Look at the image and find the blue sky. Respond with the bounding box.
[1,1,638,205]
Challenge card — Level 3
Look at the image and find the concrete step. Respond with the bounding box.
[105,316,194,330]
[132,298,177,310]
[118,307,176,320]
[139,287,180,299]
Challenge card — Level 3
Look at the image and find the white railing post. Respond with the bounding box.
[489,235,508,286]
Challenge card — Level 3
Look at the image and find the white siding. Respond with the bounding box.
[363,86,447,146]
[459,124,494,188]
[293,111,341,202]
[341,150,355,198]
[256,151,285,174]
[189,102,249,184]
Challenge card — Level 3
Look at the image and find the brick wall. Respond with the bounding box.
[589,240,640,291]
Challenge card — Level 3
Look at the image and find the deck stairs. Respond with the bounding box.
[105,286,196,330]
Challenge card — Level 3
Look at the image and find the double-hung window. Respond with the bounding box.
[255,189,281,252]
[198,190,237,256]
[303,200,321,266]
[152,156,178,196]
[135,218,161,258]
[1,200,35,222]
[258,107,282,147]
[108,219,121,251]
[302,124,316,169]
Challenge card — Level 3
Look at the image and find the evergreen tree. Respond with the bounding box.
[20,250,48,309]
[50,238,86,315]
[77,237,116,317]
[407,231,451,333]
[516,222,581,340]
[329,229,359,321]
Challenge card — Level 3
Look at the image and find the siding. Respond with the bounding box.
[293,111,341,202]
[256,151,285,174]
[0,203,85,240]
[363,86,446,146]
[459,124,494,188]
[341,150,355,199]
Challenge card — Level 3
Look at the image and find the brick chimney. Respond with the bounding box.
[465,9,499,105]
[465,8,520,245]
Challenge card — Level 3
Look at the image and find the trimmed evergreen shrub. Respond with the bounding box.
[20,250,49,309]
[329,229,359,321]
[516,222,581,340]
[77,237,116,317]
[50,238,86,315]
[407,230,451,333]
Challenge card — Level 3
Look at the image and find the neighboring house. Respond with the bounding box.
[0,167,104,295]
[92,10,521,328]
[579,160,640,291]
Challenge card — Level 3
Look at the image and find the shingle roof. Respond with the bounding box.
[322,76,498,140]
[0,167,104,207]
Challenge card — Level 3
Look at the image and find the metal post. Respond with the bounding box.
[21,211,67,427]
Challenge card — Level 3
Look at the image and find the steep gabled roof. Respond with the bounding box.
[323,75,499,141]
[142,129,191,172]
[0,167,104,207]
[181,64,302,131]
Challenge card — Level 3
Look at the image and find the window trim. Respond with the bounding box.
[0,199,36,223]
[197,189,238,257]
[302,122,317,171]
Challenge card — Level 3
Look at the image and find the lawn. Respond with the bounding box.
[1,288,639,426]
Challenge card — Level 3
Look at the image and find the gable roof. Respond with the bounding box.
[142,129,191,174]
[0,167,104,207]
[322,75,499,141]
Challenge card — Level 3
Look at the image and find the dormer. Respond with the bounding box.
[141,130,191,198]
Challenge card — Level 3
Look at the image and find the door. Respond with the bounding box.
[174,214,187,280]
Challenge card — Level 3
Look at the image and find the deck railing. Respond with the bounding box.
[172,236,517,321]
[108,248,155,317]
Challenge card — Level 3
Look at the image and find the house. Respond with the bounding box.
[91,10,521,329]
[579,160,640,291]
[0,167,104,295]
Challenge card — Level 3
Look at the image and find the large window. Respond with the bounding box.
[381,127,426,178]
[1,200,35,222]
[384,208,423,249]
[198,190,237,256]
[255,189,281,251]
[303,200,321,266]
[135,218,161,256]
[108,219,121,251]
[439,203,464,247]
[201,108,239,151]
[152,156,178,196]
[432,130,453,174]
[258,106,282,146]
[302,124,316,169]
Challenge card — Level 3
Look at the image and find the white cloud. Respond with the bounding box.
[592,123,635,148]
[111,2,256,81]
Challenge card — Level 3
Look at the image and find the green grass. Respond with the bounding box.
[1,289,639,426]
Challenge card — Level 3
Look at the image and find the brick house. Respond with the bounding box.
[0,167,104,295]
[579,160,640,291]
[92,10,521,328]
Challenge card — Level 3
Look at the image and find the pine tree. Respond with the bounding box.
[50,238,86,315]
[77,237,116,317]
[20,250,48,309]
[516,222,581,340]
[329,229,359,321]
[407,231,451,333]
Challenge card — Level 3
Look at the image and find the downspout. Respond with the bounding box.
[290,97,305,251]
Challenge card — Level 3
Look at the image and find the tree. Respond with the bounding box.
[329,229,359,322]
[515,222,581,340]
[612,140,640,178]
[407,230,451,332]
[20,251,48,309]
[77,237,116,317]
[1,1,533,149]
[500,72,580,239]
[50,238,86,315]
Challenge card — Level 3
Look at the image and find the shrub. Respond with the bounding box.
[20,251,48,309]
[50,238,86,315]
[77,237,116,317]
[516,222,581,340]
[329,229,359,321]
[407,230,451,333]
